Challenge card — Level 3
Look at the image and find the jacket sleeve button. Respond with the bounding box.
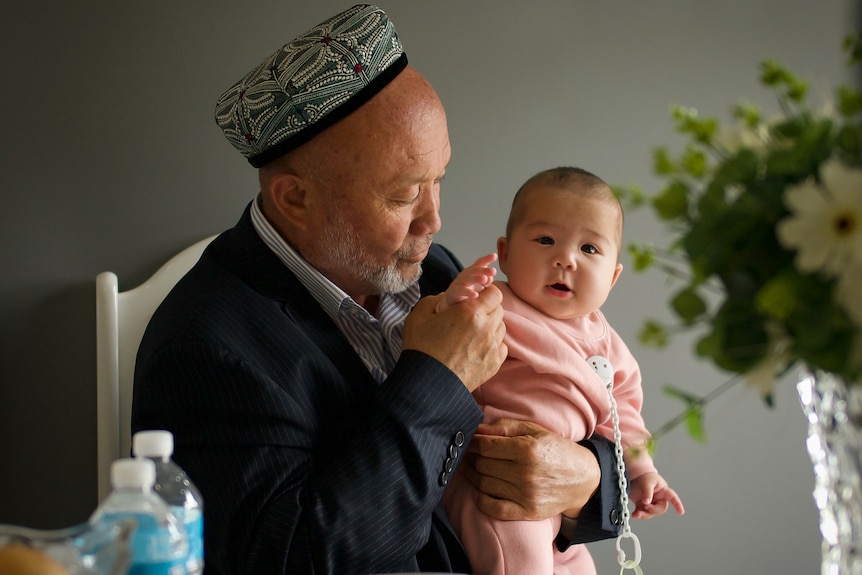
[454,431,465,447]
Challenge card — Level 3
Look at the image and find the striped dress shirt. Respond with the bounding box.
[250,196,419,382]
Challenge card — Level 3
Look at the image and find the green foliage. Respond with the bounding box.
[638,320,669,348]
[670,287,706,323]
[619,33,862,444]
[626,243,655,272]
[652,180,689,220]
[843,31,862,64]
[662,386,706,443]
[760,59,808,103]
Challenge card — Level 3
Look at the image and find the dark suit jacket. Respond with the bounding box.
[132,204,622,575]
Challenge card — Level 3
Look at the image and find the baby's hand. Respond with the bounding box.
[436,253,498,313]
[630,471,685,519]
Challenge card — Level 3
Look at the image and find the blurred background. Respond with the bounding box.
[1,1,857,573]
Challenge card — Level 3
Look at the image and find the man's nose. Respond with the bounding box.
[411,187,441,236]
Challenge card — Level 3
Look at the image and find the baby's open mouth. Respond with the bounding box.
[550,283,570,292]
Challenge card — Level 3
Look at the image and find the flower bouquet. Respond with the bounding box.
[617,34,862,439]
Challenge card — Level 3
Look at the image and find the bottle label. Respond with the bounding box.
[99,512,186,574]
[173,506,204,571]
[129,562,186,575]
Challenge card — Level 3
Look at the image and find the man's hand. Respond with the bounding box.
[402,284,506,392]
[462,418,600,520]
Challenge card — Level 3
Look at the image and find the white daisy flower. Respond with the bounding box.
[776,159,862,277]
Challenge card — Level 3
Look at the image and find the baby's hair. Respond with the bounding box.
[505,166,623,241]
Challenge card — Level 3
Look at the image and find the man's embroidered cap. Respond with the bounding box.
[215,4,407,167]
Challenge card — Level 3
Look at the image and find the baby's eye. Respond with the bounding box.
[581,244,598,254]
[537,236,554,245]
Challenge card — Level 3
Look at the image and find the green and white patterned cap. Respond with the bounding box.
[215,4,407,167]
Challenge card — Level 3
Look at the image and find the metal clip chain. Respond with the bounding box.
[607,386,643,574]
[588,355,643,574]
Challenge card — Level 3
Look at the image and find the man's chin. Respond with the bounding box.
[369,263,422,294]
[395,263,423,291]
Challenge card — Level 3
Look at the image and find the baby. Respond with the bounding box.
[440,166,684,575]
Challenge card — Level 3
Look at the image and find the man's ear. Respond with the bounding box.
[265,172,308,230]
[496,236,509,275]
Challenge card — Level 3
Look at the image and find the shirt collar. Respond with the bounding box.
[248,194,420,321]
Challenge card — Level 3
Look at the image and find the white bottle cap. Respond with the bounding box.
[111,458,156,489]
[132,430,174,458]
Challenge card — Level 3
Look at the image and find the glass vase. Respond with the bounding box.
[797,368,862,575]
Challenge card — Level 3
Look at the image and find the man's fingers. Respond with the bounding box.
[462,457,534,521]
[475,417,541,439]
[467,433,513,460]
[474,491,525,521]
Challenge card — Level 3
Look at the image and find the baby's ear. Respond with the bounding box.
[496,236,509,274]
[610,262,623,288]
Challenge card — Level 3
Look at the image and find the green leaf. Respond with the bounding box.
[685,406,706,442]
[670,105,717,143]
[681,145,708,178]
[760,59,792,87]
[639,320,669,347]
[836,123,862,157]
[662,385,707,442]
[695,328,720,360]
[755,274,798,320]
[627,243,655,271]
[760,59,808,103]
[708,297,770,373]
[837,85,862,116]
[767,116,833,176]
[731,102,762,127]
[765,143,818,177]
[652,147,675,175]
[843,31,862,65]
[651,180,690,220]
[671,287,707,322]
[613,185,646,209]
[708,148,760,193]
[787,79,808,102]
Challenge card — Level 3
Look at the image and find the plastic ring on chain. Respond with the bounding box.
[615,531,642,568]
[619,560,644,575]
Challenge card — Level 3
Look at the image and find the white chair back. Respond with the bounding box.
[95,236,216,501]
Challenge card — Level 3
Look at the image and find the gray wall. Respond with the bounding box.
[1,2,856,573]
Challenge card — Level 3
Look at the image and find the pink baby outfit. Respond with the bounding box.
[443,281,656,575]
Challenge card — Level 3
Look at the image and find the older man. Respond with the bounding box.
[132,5,623,574]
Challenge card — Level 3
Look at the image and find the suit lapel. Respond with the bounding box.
[211,204,374,387]
[208,205,463,391]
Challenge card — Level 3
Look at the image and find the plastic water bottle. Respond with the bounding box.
[90,458,188,575]
[133,430,204,575]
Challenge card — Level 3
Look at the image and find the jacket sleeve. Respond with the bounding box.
[135,339,482,575]
[555,434,625,550]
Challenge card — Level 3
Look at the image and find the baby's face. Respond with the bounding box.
[497,186,623,319]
